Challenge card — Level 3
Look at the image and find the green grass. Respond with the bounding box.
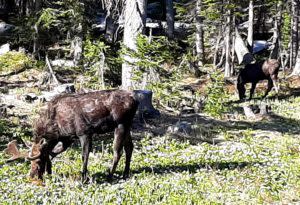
[0,51,33,74]
[1,97,300,204]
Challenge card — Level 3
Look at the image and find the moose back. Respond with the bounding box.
[6,90,139,182]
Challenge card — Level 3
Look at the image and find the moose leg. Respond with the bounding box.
[249,82,257,100]
[123,130,134,179]
[237,82,246,100]
[46,155,52,174]
[108,124,125,179]
[271,75,279,93]
[36,142,53,179]
[263,79,273,98]
[79,135,92,182]
[37,157,47,179]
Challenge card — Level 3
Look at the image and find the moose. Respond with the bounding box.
[4,90,139,182]
[237,59,280,100]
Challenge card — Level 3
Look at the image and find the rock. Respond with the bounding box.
[167,121,192,135]
[180,106,195,115]
[93,13,106,31]
[0,104,14,117]
[0,104,7,117]
[243,105,256,119]
[259,103,271,115]
[53,83,75,94]
[40,83,76,102]
[243,103,271,120]
[253,40,270,54]
[51,59,75,67]
[0,22,14,37]
[39,92,57,102]
[22,93,38,103]
[0,43,10,55]
[249,104,260,114]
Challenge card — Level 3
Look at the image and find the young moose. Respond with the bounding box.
[5,90,139,182]
[237,59,280,100]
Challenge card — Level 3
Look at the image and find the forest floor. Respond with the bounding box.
[0,67,300,204]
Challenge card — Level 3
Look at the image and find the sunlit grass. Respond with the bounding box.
[1,97,300,204]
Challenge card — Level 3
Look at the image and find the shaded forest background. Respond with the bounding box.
[1,0,300,90]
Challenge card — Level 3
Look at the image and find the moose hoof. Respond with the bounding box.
[122,173,130,180]
[81,173,90,184]
[107,173,114,182]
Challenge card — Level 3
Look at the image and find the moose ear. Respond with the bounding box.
[52,142,64,154]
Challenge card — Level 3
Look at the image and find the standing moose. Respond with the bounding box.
[237,59,280,100]
[5,90,139,182]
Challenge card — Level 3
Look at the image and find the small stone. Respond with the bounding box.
[22,93,38,103]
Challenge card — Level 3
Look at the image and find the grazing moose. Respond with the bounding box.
[4,90,139,182]
[237,59,280,100]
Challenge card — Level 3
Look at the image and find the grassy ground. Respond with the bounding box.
[1,94,300,204]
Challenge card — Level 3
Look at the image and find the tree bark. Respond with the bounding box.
[231,20,236,75]
[165,0,174,39]
[234,27,254,65]
[133,90,160,120]
[213,28,222,67]
[270,1,283,59]
[195,0,204,67]
[291,44,300,75]
[122,0,147,90]
[290,0,299,67]
[247,0,254,52]
[224,8,231,78]
[71,23,83,66]
[98,52,105,89]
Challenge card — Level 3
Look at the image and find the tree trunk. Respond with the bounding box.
[247,0,254,52]
[216,43,225,68]
[32,0,42,59]
[195,0,204,67]
[292,44,300,75]
[213,28,222,67]
[33,24,39,58]
[224,8,231,78]
[133,90,160,120]
[98,52,105,89]
[231,22,236,75]
[270,1,282,60]
[291,0,299,67]
[71,23,83,66]
[196,0,204,66]
[165,0,174,39]
[234,27,254,65]
[122,0,147,90]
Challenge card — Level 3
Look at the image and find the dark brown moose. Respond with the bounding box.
[237,59,280,100]
[4,90,139,182]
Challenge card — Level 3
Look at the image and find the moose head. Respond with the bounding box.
[4,139,64,179]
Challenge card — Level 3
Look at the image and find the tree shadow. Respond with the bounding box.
[135,106,300,144]
[91,160,264,184]
[227,84,300,105]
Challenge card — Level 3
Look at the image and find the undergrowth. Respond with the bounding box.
[0,51,34,74]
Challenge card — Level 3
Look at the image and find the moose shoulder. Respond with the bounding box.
[7,90,139,182]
